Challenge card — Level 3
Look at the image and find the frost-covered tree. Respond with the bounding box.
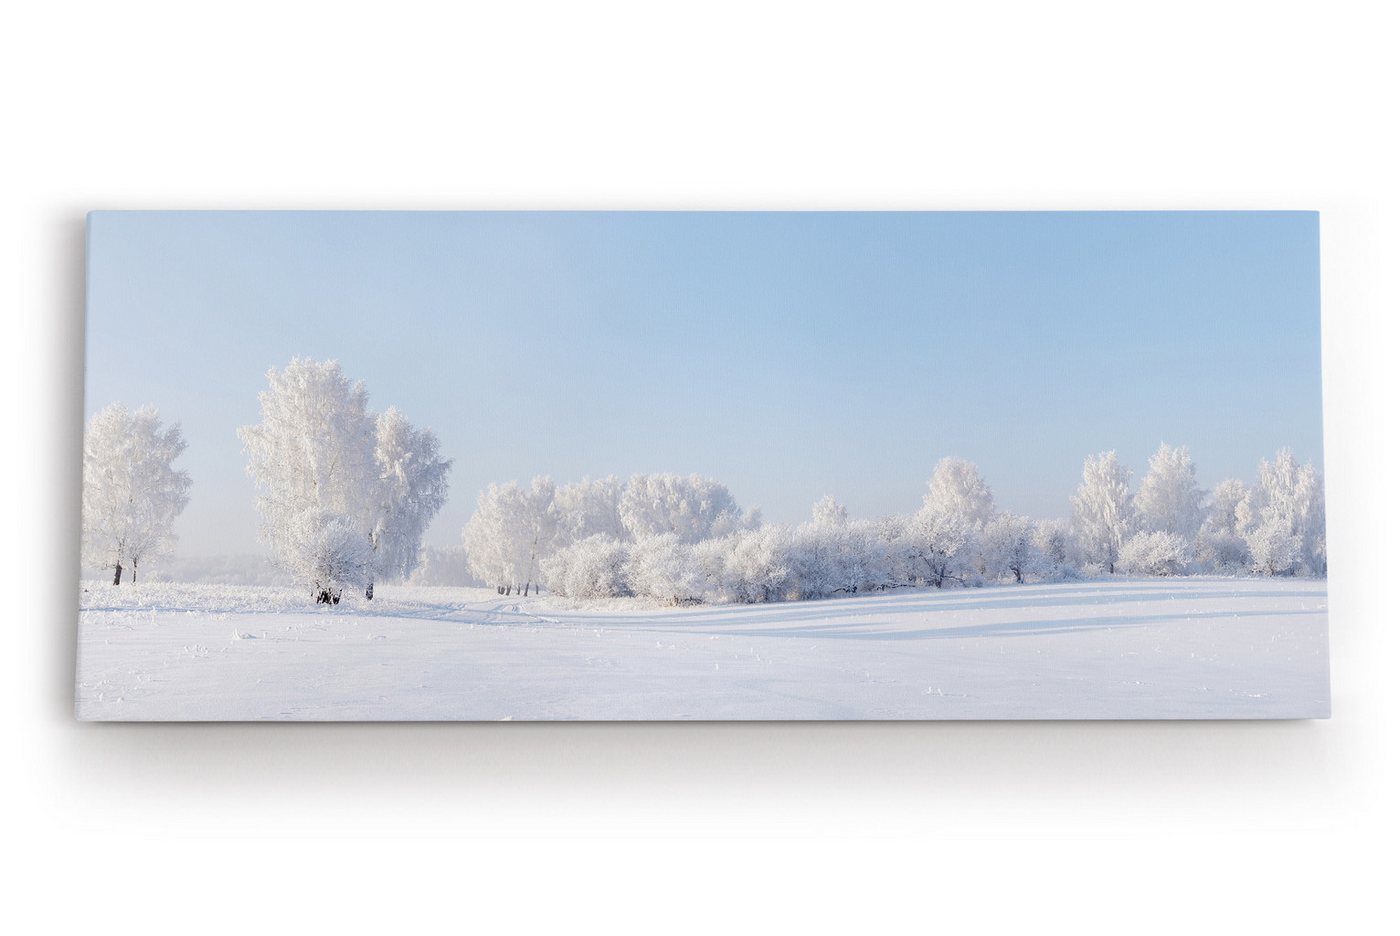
[239,359,380,599]
[790,508,900,599]
[1244,517,1302,577]
[82,403,192,584]
[920,457,997,527]
[367,407,452,595]
[910,458,996,588]
[1195,478,1250,572]
[810,495,848,528]
[554,475,627,544]
[717,526,793,604]
[910,510,976,588]
[980,513,1041,584]
[618,473,747,544]
[831,520,894,595]
[625,534,704,605]
[1118,530,1191,576]
[788,497,847,598]
[240,360,450,601]
[1135,444,1204,538]
[541,534,631,599]
[787,523,835,600]
[1238,450,1325,576]
[1071,451,1134,573]
[240,359,377,524]
[462,476,558,594]
[1033,518,1077,581]
[872,514,921,590]
[687,536,734,603]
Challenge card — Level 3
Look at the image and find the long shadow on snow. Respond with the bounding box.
[613,606,1321,642]
[80,583,1326,631]
[543,585,1326,631]
[78,601,488,621]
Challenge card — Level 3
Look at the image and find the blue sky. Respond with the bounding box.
[85,211,1323,557]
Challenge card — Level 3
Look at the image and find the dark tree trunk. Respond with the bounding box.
[366,582,374,600]
[113,563,123,586]
[132,560,138,584]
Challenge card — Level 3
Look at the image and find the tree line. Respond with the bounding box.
[81,357,1325,606]
[471,446,1325,604]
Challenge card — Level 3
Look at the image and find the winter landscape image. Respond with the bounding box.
[77,211,1328,720]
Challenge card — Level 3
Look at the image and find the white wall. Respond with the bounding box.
[5,2,1396,932]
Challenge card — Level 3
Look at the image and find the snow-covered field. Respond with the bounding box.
[75,578,1329,720]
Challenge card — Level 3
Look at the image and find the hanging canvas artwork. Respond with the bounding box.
[76,211,1329,720]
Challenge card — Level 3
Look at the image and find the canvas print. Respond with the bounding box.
[76,211,1329,720]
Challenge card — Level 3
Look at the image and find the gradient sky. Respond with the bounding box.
[85,211,1323,557]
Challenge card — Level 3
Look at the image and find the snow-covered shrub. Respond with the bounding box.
[1118,531,1191,577]
[625,534,703,604]
[541,534,632,599]
[872,515,920,589]
[693,527,794,603]
[1032,518,1079,581]
[788,526,833,599]
[726,527,794,603]
[1192,478,1250,573]
[277,510,374,603]
[1193,528,1250,574]
[832,520,897,595]
[687,537,734,602]
[1244,517,1303,577]
[790,518,880,597]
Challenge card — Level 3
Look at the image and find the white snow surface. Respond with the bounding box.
[75,577,1329,720]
